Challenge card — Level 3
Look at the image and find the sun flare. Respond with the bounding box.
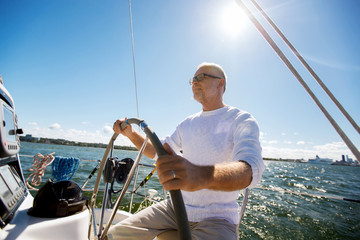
[219,3,249,37]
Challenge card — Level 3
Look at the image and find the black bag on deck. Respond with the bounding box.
[27,179,88,218]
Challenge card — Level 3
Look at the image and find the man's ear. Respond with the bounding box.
[218,78,225,92]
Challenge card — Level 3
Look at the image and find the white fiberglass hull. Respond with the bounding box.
[1,194,132,240]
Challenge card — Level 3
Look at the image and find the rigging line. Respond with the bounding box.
[249,0,360,135]
[101,135,149,239]
[129,150,143,213]
[128,0,140,118]
[236,0,360,161]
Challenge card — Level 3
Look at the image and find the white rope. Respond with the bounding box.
[26,152,55,191]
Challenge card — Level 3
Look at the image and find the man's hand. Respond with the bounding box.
[156,144,213,191]
[113,118,134,137]
[157,143,252,191]
[112,118,156,159]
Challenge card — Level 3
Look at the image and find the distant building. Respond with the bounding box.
[332,155,359,166]
[25,134,32,141]
[346,155,354,163]
[23,134,39,142]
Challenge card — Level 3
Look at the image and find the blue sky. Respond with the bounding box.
[1,0,359,161]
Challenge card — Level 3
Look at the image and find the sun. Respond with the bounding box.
[219,3,249,37]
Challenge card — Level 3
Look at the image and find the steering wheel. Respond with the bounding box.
[88,118,191,240]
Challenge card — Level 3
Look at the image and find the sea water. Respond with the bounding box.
[19,142,360,239]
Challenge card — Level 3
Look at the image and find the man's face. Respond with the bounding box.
[192,67,223,104]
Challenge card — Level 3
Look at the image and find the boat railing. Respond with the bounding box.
[20,154,164,209]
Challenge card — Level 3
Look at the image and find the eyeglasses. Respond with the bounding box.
[189,73,222,85]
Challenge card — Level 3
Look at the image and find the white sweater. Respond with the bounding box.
[164,106,264,224]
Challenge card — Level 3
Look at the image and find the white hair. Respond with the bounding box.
[197,62,227,92]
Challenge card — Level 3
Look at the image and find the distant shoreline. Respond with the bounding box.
[19,136,138,151]
[19,137,307,163]
[263,157,306,163]
[21,137,356,165]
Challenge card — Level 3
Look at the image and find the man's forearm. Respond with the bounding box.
[157,155,252,192]
[127,131,156,159]
[204,161,252,191]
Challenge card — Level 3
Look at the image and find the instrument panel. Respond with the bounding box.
[0,165,27,228]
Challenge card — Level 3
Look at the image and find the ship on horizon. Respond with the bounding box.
[307,155,333,164]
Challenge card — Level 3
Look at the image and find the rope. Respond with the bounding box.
[128,0,140,118]
[26,152,55,191]
[236,0,360,161]
[51,156,80,182]
[249,0,360,135]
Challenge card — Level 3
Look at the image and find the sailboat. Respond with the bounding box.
[0,0,359,239]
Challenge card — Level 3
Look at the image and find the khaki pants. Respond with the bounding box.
[108,199,238,240]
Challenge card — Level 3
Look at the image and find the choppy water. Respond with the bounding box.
[19,142,360,239]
